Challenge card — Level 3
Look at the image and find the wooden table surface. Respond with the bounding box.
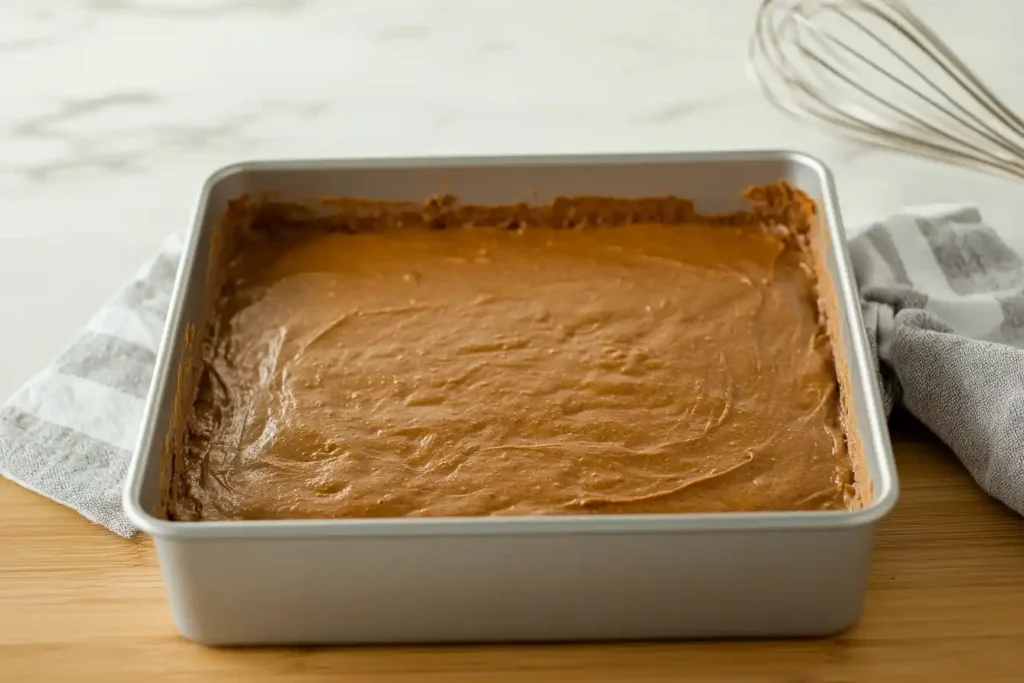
[2,413,1023,682]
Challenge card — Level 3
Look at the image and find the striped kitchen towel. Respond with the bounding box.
[0,234,184,538]
[851,205,1024,515]
[2,205,1024,538]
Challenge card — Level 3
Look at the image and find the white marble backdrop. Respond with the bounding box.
[1,0,1023,398]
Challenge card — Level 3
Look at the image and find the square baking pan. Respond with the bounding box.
[123,151,898,646]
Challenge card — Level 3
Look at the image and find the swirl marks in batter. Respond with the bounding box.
[170,191,855,521]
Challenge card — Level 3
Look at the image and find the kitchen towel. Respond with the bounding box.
[2,205,1024,538]
[852,205,1024,514]
[0,234,184,538]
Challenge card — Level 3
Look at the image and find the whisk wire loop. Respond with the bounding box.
[750,0,1024,180]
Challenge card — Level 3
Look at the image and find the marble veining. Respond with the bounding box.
[2,0,1024,399]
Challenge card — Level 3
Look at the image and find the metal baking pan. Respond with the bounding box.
[123,151,898,646]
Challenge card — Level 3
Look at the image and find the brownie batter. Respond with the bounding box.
[169,190,855,521]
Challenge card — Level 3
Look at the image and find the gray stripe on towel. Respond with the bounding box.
[996,289,1024,346]
[54,331,157,399]
[865,225,912,286]
[0,406,133,537]
[917,215,1024,295]
[114,252,179,321]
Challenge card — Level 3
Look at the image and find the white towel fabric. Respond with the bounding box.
[2,205,1023,538]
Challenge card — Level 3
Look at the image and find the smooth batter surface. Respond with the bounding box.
[170,198,854,521]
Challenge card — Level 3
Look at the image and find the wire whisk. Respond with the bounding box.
[750,0,1024,181]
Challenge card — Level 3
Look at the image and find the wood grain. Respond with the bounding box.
[2,413,1023,682]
